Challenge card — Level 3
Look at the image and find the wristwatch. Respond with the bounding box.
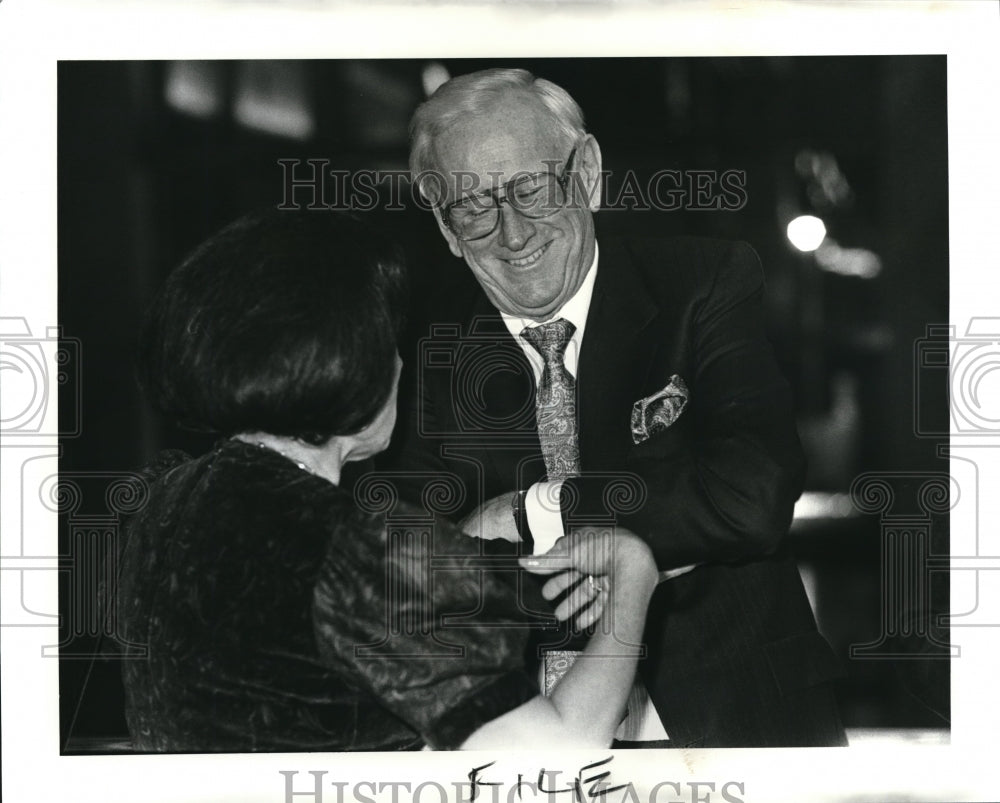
[510,489,531,548]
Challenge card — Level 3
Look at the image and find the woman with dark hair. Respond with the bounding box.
[119,208,657,752]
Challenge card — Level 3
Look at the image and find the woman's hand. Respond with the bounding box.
[531,568,607,629]
[464,527,658,750]
[519,527,657,627]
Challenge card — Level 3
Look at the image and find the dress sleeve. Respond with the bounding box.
[312,504,538,749]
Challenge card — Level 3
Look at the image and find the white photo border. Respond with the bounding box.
[1,1,998,802]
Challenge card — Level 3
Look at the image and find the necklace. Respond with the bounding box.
[255,441,317,477]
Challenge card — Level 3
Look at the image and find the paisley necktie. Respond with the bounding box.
[522,318,669,743]
[521,318,581,480]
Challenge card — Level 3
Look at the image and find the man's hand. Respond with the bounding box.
[458,491,521,542]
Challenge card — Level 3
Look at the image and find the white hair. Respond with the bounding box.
[409,68,587,205]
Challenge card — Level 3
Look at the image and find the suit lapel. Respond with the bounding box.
[461,239,660,485]
[577,239,660,469]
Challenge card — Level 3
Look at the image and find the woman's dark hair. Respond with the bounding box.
[138,208,407,445]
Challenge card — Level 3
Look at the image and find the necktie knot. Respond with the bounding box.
[522,318,576,363]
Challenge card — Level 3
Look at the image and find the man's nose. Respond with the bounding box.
[497,205,534,251]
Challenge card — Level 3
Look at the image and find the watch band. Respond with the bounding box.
[510,489,532,551]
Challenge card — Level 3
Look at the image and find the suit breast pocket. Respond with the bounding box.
[625,416,690,462]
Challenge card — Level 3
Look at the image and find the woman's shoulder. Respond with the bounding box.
[130,439,357,542]
[138,448,193,484]
[128,447,207,525]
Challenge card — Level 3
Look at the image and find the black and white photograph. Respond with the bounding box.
[2,3,999,803]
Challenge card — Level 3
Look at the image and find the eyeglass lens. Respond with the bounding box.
[448,173,568,240]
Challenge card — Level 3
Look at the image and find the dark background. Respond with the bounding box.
[57,57,950,750]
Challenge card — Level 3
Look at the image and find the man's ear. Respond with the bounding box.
[577,134,604,213]
[433,209,464,258]
[419,179,464,259]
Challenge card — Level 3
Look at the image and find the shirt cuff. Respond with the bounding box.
[659,564,697,581]
[524,481,565,555]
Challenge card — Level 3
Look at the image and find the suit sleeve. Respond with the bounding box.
[561,241,805,570]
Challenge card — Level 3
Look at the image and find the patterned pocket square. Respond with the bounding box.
[630,375,689,445]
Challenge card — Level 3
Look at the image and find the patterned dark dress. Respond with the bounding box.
[117,439,537,752]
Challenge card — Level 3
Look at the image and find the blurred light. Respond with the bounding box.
[422,62,450,97]
[164,61,224,119]
[787,215,827,252]
[233,62,314,141]
[816,239,883,279]
[793,491,857,520]
[794,148,854,209]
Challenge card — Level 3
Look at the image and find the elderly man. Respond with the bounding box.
[388,68,845,747]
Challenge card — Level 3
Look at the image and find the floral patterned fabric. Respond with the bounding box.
[117,438,537,752]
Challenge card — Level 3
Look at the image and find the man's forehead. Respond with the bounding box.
[430,110,563,201]
[439,93,563,162]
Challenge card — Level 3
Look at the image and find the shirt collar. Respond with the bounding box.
[500,241,599,341]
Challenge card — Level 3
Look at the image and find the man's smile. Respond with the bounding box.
[504,241,552,269]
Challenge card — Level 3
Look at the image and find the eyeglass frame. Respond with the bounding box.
[438,146,580,242]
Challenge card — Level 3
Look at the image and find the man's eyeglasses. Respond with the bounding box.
[440,147,579,242]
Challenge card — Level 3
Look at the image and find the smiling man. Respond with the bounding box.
[422,89,600,321]
[388,68,846,748]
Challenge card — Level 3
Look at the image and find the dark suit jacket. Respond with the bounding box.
[386,236,846,747]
